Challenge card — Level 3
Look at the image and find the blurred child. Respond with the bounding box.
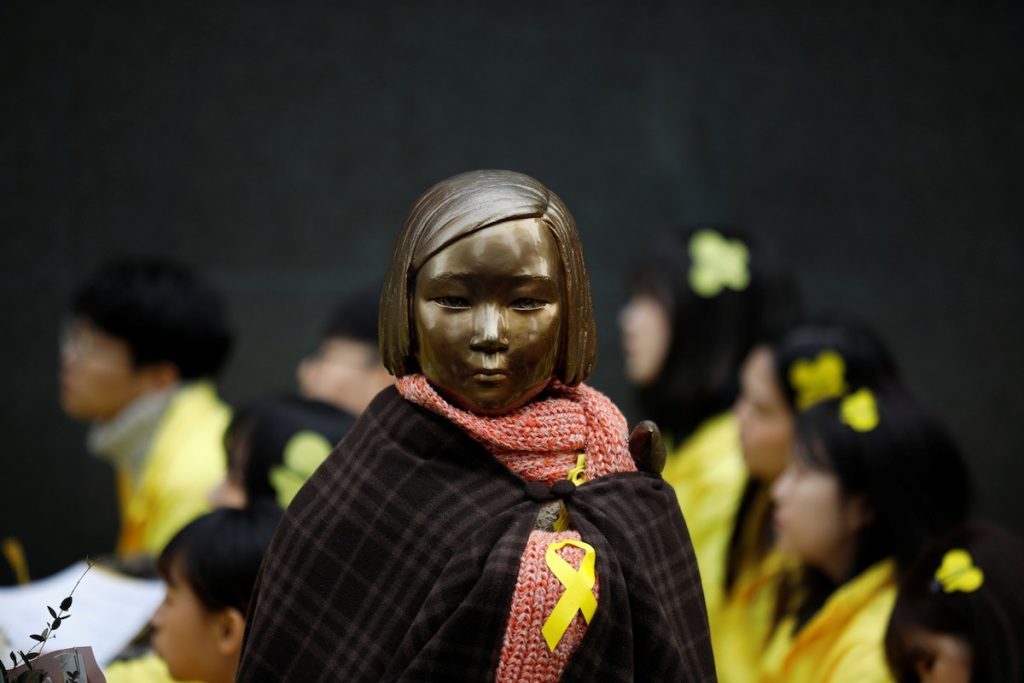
[297,281,394,418]
[208,395,352,509]
[885,524,1024,683]
[60,258,233,558]
[719,319,901,681]
[619,226,799,623]
[761,388,970,682]
[105,502,282,683]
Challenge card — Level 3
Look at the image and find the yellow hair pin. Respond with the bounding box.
[688,229,750,298]
[269,430,333,507]
[932,549,984,594]
[789,350,847,411]
[840,388,879,432]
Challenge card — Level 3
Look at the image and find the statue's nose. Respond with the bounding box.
[470,304,509,352]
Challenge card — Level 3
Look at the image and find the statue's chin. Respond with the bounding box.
[436,379,552,416]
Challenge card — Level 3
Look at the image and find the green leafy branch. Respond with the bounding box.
[0,560,93,683]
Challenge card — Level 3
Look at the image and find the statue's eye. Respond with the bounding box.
[433,296,470,309]
[510,298,547,311]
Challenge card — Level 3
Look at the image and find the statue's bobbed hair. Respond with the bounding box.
[380,169,597,385]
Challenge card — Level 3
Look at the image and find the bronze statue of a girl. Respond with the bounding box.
[238,170,715,681]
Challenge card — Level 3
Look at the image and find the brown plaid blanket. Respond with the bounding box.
[237,386,716,682]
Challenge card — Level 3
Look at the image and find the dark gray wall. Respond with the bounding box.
[2,2,1021,580]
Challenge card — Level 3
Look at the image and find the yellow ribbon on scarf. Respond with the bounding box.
[553,453,587,532]
[566,452,587,485]
[542,539,597,651]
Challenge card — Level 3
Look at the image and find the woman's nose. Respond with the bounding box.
[771,467,792,502]
[470,304,509,352]
[151,602,166,628]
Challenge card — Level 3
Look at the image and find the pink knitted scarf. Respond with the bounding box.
[396,374,635,681]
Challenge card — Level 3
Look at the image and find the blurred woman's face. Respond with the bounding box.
[209,428,250,509]
[619,294,671,386]
[771,453,870,582]
[902,627,972,683]
[736,346,794,482]
[208,470,246,509]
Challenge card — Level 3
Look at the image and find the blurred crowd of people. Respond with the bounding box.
[18,226,1024,682]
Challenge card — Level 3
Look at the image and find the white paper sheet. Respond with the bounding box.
[0,561,164,665]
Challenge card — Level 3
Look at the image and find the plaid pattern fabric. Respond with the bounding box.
[237,387,716,682]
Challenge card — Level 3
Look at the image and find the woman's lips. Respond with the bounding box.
[772,510,786,532]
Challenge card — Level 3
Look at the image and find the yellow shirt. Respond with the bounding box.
[759,560,897,683]
[661,412,747,627]
[105,653,200,683]
[115,382,230,557]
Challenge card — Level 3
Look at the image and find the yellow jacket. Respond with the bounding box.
[713,511,790,683]
[759,560,897,683]
[661,412,747,627]
[115,382,230,557]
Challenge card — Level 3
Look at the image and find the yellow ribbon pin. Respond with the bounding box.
[553,453,587,532]
[789,350,847,411]
[840,388,879,432]
[688,229,751,298]
[934,549,984,594]
[542,539,597,651]
[566,452,587,486]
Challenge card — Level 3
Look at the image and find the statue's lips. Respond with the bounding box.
[471,369,508,382]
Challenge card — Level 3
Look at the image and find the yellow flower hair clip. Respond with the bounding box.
[688,229,750,298]
[269,430,333,507]
[932,549,984,594]
[788,350,847,411]
[840,388,879,432]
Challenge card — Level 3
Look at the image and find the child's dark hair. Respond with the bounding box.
[156,502,282,615]
[726,318,902,592]
[628,225,801,440]
[72,257,233,379]
[885,524,1024,682]
[321,281,382,347]
[781,387,971,631]
[225,395,352,505]
[772,317,901,412]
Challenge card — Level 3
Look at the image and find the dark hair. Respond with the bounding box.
[322,281,383,347]
[629,225,801,440]
[885,524,1024,682]
[156,502,282,614]
[773,317,901,412]
[380,169,596,385]
[726,318,902,592]
[782,387,971,630]
[225,395,353,505]
[72,258,233,379]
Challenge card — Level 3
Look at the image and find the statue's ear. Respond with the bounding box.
[628,420,667,474]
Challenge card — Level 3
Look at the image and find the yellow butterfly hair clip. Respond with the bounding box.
[932,549,984,594]
[839,388,879,432]
[688,229,750,298]
[788,350,847,411]
[269,430,333,507]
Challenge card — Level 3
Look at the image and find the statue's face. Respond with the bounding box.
[413,218,563,415]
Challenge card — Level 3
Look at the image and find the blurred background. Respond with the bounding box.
[2,1,1021,580]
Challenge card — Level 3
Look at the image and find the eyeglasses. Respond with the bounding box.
[59,319,126,364]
